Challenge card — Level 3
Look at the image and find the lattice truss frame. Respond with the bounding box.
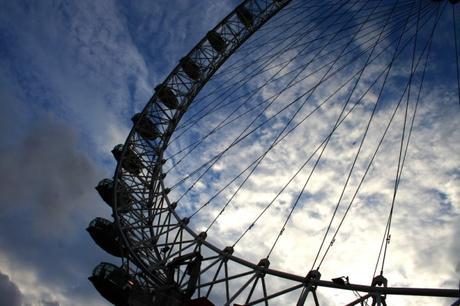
[104,0,460,305]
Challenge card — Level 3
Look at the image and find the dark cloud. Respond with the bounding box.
[0,112,111,305]
[0,116,103,235]
[0,271,23,306]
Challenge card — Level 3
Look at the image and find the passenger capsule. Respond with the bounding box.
[95,179,114,206]
[131,113,160,140]
[95,178,133,211]
[236,5,253,28]
[112,144,143,175]
[86,217,123,257]
[155,85,179,109]
[206,30,226,53]
[180,57,202,81]
[88,262,137,305]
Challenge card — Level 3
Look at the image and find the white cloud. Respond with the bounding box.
[161,1,459,305]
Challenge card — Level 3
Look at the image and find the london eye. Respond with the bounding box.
[87,0,460,305]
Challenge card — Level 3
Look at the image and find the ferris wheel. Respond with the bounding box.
[87,0,460,305]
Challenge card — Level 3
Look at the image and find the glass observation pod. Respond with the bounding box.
[89,262,142,306]
[95,178,133,212]
[89,262,215,306]
[155,85,179,109]
[86,217,124,257]
[180,57,202,81]
[206,30,226,53]
[131,113,161,141]
[112,144,143,175]
[236,5,254,28]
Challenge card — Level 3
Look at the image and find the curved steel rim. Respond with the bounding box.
[112,0,459,301]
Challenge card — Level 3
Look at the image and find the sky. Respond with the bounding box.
[0,0,459,306]
[0,0,238,305]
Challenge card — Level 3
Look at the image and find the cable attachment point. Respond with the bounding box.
[169,202,177,211]
[222,246,234,258]
[372,274,388,287]
[297,270,321,306]
[180,217,190,227]
[386,234,391,244]
[306,269,321,282]
[371,274,388,306]
[195,231,207,244]
[255,258,270,277]
[330,238,336,246]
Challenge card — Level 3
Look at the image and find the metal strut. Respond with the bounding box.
[344,275,388,306]
[451,280,460,306]
[297,270,321,306]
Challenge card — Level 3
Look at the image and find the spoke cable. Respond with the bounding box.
[266,0,392,259]
[313,1,443,271]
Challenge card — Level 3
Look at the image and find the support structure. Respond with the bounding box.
[87,0,460,305]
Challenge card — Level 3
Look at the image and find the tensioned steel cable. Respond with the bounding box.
[165,17,432,186]
[173,0,346,123]
[165,3,432,171]
[175,1,418,135]
[231,28,426,249]
[316,3,444,271]
[139,10,438,294]
[232,0,415,60]
[166,1,390,168]
[205,3,438,245]
[170,4,438,218]
[230,53,416,247]
[175,59,427,237]
[372,16,438,277]
[169,1,432,155]
[178,0,386,209]
[215,1,416,77]
[169,0,361,201]
[187,3,414,117]
[165,2,438,258]
[167,4,434,193]
[372,31,436,278]
[169,1,421,149]
[311,0,425,270]
[379,0,424,277]
[265,0,393,258]
[173,1,417,130]
[114,1,460,303]
[171,0,356,135]
[219,1,347,58]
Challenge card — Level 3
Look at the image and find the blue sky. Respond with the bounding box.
[0,0,459,306]
[0,0,238,305]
